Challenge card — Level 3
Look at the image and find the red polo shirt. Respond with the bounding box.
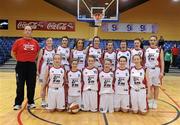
[12,38,40,62]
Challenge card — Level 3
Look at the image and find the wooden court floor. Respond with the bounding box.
[0,72,179,125]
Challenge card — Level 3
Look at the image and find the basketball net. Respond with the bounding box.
[93,13,103,27]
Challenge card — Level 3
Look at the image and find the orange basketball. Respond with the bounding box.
[69,103,80,114]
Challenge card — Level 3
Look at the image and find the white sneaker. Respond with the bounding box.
[13,105,21,110]
[41,100,47,107]
[27,104,36,109]
[148,99,153,109]
[152,100,157,109]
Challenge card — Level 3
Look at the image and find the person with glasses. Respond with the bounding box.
[145,35,164,109]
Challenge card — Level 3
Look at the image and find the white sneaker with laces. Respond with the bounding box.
[13,105,21,110]
[148,99,153,109]
[41,100,47,107]
[152,100,157,109]
[27,104,36,109]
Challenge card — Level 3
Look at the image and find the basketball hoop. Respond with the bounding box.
[93,13,104,26]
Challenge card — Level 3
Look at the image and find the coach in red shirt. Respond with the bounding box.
[11,26,40,110]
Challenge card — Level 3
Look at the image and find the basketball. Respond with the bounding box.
[69,103,80,114]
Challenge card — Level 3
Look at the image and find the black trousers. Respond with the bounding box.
[15,61,37,105]
[172,55,177,67]
[164,61,171,73]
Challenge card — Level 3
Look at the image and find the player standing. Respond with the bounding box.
[103,41,116,71]
[37,38,56,107]
[145,35,164,109]
[56,36,70,71]
[87,36,103,71]
[117,40,131,69]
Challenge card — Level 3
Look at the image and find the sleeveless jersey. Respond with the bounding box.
[103,50,117,71]
[42,48,56,66]
[56,46,70,65]
[114,68,129,94]
[99,71,114,94]
[130,67,146,90]
[67,70,82,96]
[48,66,65,88]
[130,49,144,67]
[145,47,160,68]
[117,50,131,68]
[72,49,86,70]
[82,67,98,91]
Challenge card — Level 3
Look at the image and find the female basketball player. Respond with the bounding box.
[130,38,144,67]
[130,54,149,114]
[37,37,56,107]
[117,40,131,69]
[114,56,130,112]
[82,55,99,112]
[67,59,82,108]
[56,36,70,71]
[44,54,66,112]
[99,59,114,113]
[87,36,103,71]
[71,39,87,70]
[145,35,164,109]
[103,41,116,71]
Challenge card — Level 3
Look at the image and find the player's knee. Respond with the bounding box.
[132,110,138,114]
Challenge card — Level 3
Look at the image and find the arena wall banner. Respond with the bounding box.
[102,23,158,33]
[16,20,75,31]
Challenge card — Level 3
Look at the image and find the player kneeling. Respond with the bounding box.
[81,56,98,112]
[130,54,150,115]
[114,56,130,112]
[67,59,82,113]
[99,59,114,113]
[44,54,66,112]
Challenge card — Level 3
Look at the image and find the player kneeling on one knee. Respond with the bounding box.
[114,56,130,112]
[81,56,98,112]
[43,54,66,112]
[130,54,150,115]
[99,59,114,113]
[67,59,82,112]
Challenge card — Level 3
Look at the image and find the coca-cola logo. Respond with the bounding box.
[16,20,75,31]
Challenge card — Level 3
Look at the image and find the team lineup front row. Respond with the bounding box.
[36,35,164,114]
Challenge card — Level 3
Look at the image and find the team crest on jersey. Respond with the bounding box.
[61,70,63,73]
[78,74,80,77]
[127,53,129,56]
[156,50,159,53]
[66,50,69,53]
[110,74,113,77]
[94,70,97,74]
[85,72,87,74]
[126,73,128,76]
[140,72,142,76]
[102,75,104,77]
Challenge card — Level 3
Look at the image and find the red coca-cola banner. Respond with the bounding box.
[16,20,75,31]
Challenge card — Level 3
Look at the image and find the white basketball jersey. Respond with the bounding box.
[67,70,82,96]
[72,49,86,70]
[88,47,103,70]
[145,47,160,68]
[130,49,144,67]
[99,71,114,94]
[115,68,129,94]
[56,46,70,65]
[48,66,65,88]
[130,67,146,89]
[82,67,98,91]
[103,51,117,71]
[42,48,56,66]
[117,50,131,68]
